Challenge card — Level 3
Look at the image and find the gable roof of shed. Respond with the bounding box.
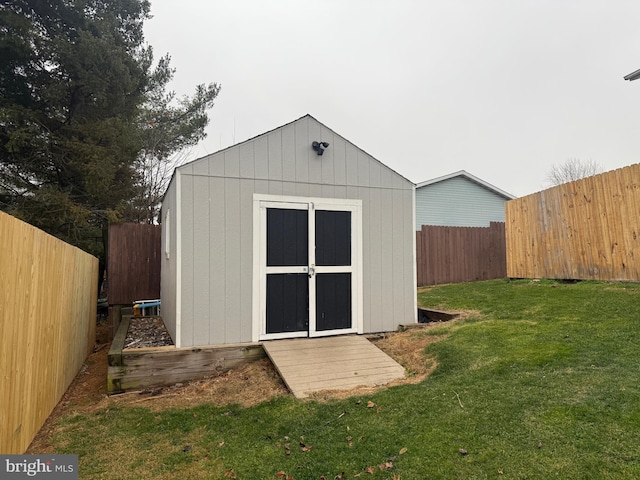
[416,170,516,200]
[175,113,413,185]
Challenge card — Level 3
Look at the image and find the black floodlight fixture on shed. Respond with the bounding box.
[624,68,640,81]
[312,141,330,156]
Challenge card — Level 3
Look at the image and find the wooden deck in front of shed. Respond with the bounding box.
[263,336,405,398]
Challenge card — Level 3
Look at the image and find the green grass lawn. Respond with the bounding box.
[52,279,640,479]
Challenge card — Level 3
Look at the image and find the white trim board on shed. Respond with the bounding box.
[161,114,417,347]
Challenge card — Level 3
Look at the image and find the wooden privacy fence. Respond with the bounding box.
[416,222,507,286]
[107,223,161,338]
[107,223,161,305]
[505,163,640,281]
[0,212,98,454]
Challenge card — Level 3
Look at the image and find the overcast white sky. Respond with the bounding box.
[144,0,640,197]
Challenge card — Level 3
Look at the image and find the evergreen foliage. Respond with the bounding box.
[0,0,220,256]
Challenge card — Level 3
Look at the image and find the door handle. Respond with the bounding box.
[308,264,315,278]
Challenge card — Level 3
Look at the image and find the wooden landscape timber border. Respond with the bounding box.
[107,315,266,394]
[106,306,459,395]
[416,307,460,323]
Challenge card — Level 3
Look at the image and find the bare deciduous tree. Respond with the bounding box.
[129,148,194,224]
[545,158,604,186]
[125,56,220,224]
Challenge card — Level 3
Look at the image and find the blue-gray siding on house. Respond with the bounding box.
[416,175,510,228]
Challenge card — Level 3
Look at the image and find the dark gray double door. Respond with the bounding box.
[258,199,359,340]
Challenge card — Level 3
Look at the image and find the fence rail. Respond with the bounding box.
[505,163,640,281]
[0,212,98,453]
[416,222,506,286]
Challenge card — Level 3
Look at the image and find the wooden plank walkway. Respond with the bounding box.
[263,335,405,398]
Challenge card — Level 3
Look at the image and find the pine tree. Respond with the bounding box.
[0,0,153,255]
[0,1,220,255]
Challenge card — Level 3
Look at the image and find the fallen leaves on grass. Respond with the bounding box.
[299,442,313,452]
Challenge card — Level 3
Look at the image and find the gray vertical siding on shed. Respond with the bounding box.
[192,174,210,344]
[165,115,415,347]
[415,176,508,228]
[208,176,226,342]
[160,172,178,344]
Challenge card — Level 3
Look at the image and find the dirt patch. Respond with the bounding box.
[27,317,465,453]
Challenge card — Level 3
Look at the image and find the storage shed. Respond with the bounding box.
[161,114,416,347]
[415,170,515,229]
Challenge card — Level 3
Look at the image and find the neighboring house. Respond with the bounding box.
[415,170,515,229]
[161,114,416,348]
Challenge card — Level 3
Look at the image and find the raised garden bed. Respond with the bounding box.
[107,308,458,394]
[107,315,265,394]
[124,316,174,348]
